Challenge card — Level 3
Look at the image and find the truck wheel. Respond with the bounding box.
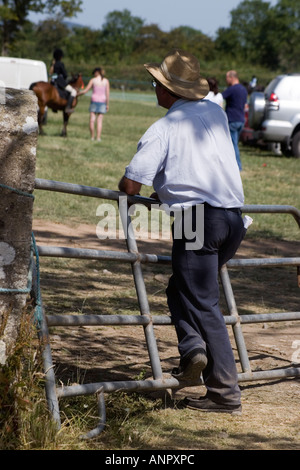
[248,92,265,130]
[292,131,300,158]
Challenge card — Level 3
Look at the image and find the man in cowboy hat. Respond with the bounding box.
[119,49,245,414]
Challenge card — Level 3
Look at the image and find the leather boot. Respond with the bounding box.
[65,94,74,114]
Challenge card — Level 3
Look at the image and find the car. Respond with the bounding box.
[248,74,300,158]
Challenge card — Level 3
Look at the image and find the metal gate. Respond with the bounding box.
[34,178,300,439]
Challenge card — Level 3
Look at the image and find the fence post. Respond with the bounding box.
[0,87,38,364]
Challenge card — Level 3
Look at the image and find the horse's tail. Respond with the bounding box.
[29,82,37,90]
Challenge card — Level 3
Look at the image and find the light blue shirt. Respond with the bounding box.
[125,99,244,210]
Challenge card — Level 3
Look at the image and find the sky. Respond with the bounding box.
[29,0,278,38]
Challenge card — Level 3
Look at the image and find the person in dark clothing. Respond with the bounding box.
[49,48,76,114]
[222,71,248,171]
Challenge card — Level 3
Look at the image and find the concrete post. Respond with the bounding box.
[0,87,38,364]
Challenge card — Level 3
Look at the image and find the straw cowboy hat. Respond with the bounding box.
[145,49,209,100]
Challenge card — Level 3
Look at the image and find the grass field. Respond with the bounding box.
[6,93,300,451]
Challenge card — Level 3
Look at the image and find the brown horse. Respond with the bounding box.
[30,74,84,137]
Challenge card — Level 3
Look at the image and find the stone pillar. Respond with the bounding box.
[0,87,38,364]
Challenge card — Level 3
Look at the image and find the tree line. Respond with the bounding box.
[1,0,299,86]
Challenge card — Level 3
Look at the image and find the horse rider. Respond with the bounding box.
[49,48,77,114]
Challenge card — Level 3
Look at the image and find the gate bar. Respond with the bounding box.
[34,178,300,227]
[220,265,252,373]
[45,312,300,328]
[118,192,163,381]
[37,245,300,268]
[55,366,300,400]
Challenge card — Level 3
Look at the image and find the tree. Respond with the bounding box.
[37,18,70,58]
[9,17,69,60]
[229,0,275,64]
[273,0,300,70]
[226,0,300,71]
[132,25,215,65]
[100,9,144,63]
[0,0,82,55]
[215,0,283,70]
[133,24,169,62]
[66,26,103,64]
[167,26,215,62]
[215,26,242,59]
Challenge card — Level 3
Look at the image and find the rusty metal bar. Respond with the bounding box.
[55,366,300,400]
[46,311,300,328]
[34,178,300,228]
[37,244,300,268]
[220,265,252,374]
[118,192,164,381]
[242,204,300,228]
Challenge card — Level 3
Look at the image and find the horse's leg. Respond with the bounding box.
[38,103,46,135]
[61,112,69,137]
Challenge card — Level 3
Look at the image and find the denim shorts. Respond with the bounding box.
[89,102,107,114]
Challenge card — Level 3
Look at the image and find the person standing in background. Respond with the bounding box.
[78,67,110,141]
[206,77,223,107]
[222,70,248,171]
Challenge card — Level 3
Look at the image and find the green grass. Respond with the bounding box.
[34,95,165,224]
[34,94,300,241]
[240,144,300,240]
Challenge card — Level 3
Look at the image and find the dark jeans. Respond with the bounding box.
[166,204,246,405]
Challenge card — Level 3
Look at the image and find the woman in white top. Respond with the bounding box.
[206,77,224,107]
[78,67,110,141]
